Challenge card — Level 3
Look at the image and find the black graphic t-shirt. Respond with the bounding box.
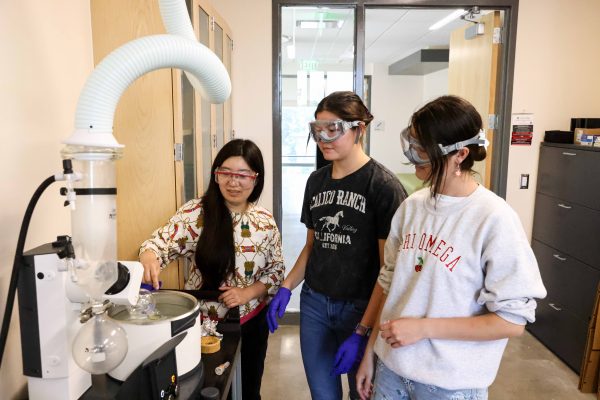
[301,158,407,300]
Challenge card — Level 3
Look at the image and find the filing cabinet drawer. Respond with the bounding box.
[532,240,599,321]
[527,298,588,373]
[532,193,600,269]
[537,144,600,210]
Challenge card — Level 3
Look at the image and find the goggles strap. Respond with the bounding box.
[439,129,489,155]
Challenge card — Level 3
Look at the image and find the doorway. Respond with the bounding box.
[272,0,519,310]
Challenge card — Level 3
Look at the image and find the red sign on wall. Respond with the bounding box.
[511,114,534,145]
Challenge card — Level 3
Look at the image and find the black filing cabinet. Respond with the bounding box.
[528,143,600,373]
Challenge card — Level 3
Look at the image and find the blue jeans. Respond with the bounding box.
[372,359,488,400]
[300,282,368,400]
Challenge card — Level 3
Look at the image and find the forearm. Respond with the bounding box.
[282,244,309,290]
[245,281,268,302]
[365,291,387,353]
[359,283,384,329]
[359,239,389,328]
[424,313,525,341]
[282,229,313,291]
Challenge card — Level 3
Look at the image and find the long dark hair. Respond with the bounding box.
[410,95,486,197]
[194,139,265,290]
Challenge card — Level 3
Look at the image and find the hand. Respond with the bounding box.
[218,286,251,308]
[140,250,161,290]
[356,348,375,400]
[332,332,367,375]
[266,287,291,333]
[379,318,425,348]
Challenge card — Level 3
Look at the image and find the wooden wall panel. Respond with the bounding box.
[448,11,501,187]
[90,0,180,288]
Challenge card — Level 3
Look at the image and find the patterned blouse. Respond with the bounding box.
[139,199,285,323]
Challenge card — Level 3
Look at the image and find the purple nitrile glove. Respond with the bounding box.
[267,287,291,333]
[332,332,368,375]
[140,281,162,292]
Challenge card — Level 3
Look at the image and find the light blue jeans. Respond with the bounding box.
[372,359,488,400]
[300,282,368,400]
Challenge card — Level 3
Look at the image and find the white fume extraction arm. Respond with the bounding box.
[65,0,231,148]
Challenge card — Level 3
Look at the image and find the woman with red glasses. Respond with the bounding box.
[268,91,407,400]
[139,139,284,400]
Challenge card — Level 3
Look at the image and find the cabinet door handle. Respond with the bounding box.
[557,203,572,209]
[549,303,562,311]
[553,254,567,261]
[561,152,577,156]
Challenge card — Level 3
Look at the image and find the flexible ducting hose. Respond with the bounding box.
[65,34,231,147]
[158,0,211,92]
[158,0,197,40]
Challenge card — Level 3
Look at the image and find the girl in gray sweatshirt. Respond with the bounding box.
[356,96,546,400]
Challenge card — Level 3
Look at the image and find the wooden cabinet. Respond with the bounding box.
[90,0,233,289]
[528,143,600,373]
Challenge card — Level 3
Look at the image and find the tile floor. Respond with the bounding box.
[262,326,596,400]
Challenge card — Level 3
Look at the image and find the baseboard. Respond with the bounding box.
[280,311,300,326]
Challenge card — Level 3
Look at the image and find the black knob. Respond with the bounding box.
[62,159,73,174]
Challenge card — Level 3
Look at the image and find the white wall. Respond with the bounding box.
[507,0,600,238]
[423,68,449,103]
[0,1,94,398]
[369,63,424,174]
[210,0,274,211]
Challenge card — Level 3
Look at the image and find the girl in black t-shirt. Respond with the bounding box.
[267,91,407,400]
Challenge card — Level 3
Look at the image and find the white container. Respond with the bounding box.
[106,290,201,381]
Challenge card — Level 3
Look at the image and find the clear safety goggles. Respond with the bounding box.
[214,168,258,187]
[307,120,362,144]
[400,127,489,166]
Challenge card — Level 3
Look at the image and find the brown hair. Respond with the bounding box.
[314,91,374,125]
[410,95,486,197]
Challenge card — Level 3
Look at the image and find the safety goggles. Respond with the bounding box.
[214,168,258,187]
[307,120,362,144]
[401,127,489,166]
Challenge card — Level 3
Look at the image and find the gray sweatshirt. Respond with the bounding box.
[376,185,546,390]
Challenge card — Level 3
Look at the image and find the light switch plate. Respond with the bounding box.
[520,174,529,189]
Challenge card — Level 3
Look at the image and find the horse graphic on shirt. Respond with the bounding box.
[319,210,344,232]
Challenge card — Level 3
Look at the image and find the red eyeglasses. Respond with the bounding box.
[214,168,259,187]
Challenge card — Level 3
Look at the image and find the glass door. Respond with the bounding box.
[197,4,213,192]
[279,6,355,310]
[213,21,225,152]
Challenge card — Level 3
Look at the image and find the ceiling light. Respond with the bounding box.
[297,20,343,29]
[429,10,464,31]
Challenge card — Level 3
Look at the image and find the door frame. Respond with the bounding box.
[272,0,519,226]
